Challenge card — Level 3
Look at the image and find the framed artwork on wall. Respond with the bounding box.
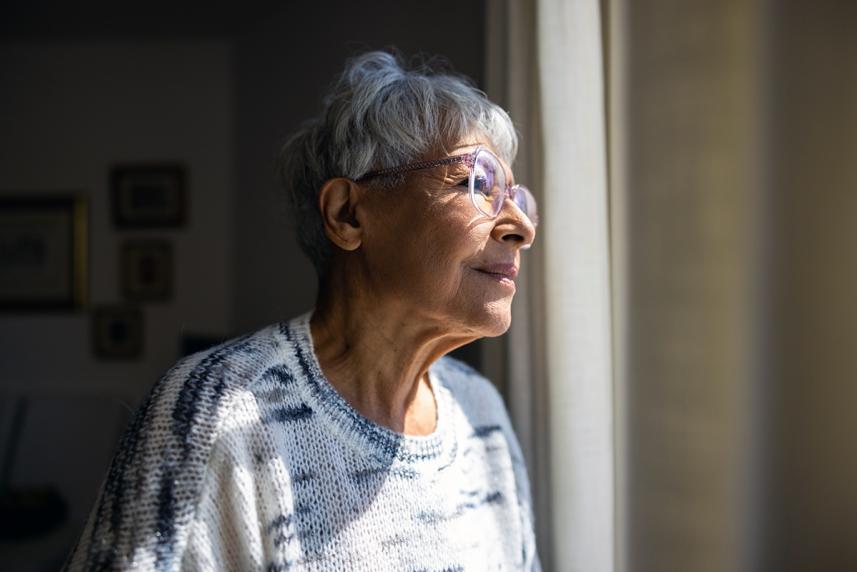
[121,239,173,302]
[92,305,143,360]
[0,195,88,311]
[110,164,187,228]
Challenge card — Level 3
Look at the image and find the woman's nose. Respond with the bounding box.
[491,195,537,250]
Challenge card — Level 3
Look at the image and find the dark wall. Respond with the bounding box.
[0,2,487,568]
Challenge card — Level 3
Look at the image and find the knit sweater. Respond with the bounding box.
[66,312,540,571]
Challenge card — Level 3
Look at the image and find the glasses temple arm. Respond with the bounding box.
[355,153,475,182]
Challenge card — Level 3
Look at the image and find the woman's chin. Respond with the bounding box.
[474,303,513,337]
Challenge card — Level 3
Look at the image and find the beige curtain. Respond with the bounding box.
[538,1,616,571]
[489,1,759,571]
[487,1,615,570]
[491,1,857,571]
[614,1,764,570]
[483,0,554,563]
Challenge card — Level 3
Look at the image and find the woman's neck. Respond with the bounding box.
[309,266,477,435]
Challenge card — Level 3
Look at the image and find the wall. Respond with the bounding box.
[0,5,492,570]
[0,42,234,400]
[0,42,233,567]
[0,3,493,564]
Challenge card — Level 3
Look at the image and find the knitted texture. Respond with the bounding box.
[65,313,540,571]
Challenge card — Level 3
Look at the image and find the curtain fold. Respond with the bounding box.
[485,0,554,566]
[487,1,616,570]
[537,1,616,570]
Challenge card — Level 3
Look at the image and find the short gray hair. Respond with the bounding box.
[278,50,518,276]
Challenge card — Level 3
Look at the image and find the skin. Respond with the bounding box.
[309,135,536,436]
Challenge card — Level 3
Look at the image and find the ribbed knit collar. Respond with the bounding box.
[278,312,458,474]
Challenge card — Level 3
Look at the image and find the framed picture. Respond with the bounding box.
[92,305,143,359]
[121,239,173,302]
[0,195,88,311]
[111,164,186,228]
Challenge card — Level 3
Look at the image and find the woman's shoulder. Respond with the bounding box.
[151,321,298,422]
[66,319,305,570]
[432,355,507,421]
[433,355,500,392]
[142,315,318,448]
[432,356,528,478]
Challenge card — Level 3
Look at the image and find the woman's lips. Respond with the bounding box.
[474,263,518,287]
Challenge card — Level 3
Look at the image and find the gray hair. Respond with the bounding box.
[278,50,518,276]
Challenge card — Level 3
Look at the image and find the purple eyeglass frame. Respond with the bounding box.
[355,149,478,182]
[355,146,539,227]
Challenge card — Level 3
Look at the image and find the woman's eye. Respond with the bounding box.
[456,178,470,188]
[473,176,492,196]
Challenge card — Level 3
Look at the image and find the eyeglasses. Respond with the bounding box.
[355,146,539,227]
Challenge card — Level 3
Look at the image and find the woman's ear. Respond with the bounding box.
[318,178,363,251]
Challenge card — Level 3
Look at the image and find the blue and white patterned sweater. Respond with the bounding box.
[66,312,540,571]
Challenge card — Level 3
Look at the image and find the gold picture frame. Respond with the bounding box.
[0,195,88,311]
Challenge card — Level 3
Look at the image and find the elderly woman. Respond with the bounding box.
[67,51,540,571]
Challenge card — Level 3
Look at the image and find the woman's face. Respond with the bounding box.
[357,135,537,338]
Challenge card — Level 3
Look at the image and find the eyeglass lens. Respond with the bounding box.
[472,151,505,218]
[471,150,538,225]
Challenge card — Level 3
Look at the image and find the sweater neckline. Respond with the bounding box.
[279,312,457,472]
